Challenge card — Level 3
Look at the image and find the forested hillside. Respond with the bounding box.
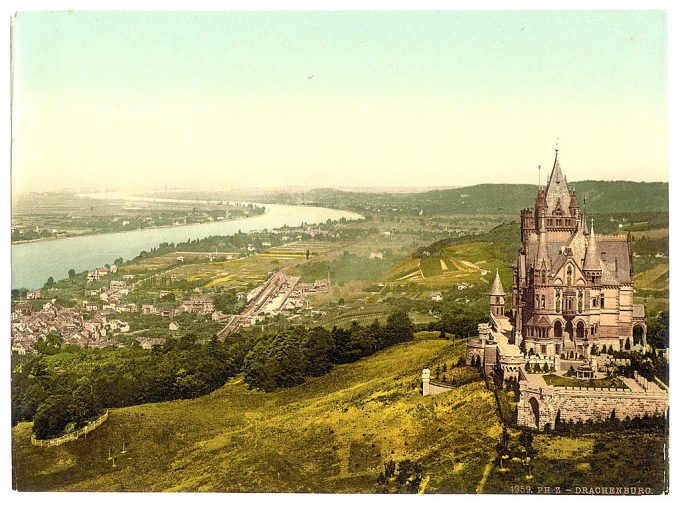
[293,181,668,216]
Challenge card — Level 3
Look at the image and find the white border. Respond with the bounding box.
[1,2,676,507]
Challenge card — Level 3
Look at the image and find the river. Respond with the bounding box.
[11,203,363,290]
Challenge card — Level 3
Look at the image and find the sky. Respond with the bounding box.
[11,10,668,193]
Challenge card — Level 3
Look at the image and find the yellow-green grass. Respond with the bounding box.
[635,263,669,291]
[484,430,668,494]
[12,339,500,493]
[635,296,669,316]
[383,242,505,289]
[631,228,669,239]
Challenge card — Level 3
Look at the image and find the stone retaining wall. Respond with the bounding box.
[421,369,455,396]
[517,383,668,430]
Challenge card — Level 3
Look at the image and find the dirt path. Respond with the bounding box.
[476,461,493,493]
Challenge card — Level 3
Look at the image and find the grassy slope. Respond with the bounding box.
[485,430,668,494]
[12,337,501,493]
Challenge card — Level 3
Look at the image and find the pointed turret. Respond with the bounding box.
[490,269,505,296]
[489,269,506,317]
[584,220,601,271]
[544,149,572,215]
[535,219,551,271]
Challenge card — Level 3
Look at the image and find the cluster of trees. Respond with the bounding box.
[616,350,669,384]
[243,312,414,391]
[213,289,246,314]
[13,311,415,438]
[553,410,667,434]
[647,311,669,349]
[12,334,242,439]
[525,362,555,374]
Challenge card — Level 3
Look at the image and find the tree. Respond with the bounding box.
[518,429,534,459]
[43,276,55,289]
[306,249,310,261]
[33,394,72,439]
[648,311,669,349]
[384,311,414,346]
[303,327,335,376]
[68,268,76,279]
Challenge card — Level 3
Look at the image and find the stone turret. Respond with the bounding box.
[489,269,506,316]
[583,220,601,273]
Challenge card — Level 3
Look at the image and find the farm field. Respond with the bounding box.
[635,263,669,291]
[383,242,506,290]
[12,338,502,493]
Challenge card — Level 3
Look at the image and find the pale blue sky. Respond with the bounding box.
[12,11,667,192]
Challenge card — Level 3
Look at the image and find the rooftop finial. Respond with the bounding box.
[538,164,542,189]
[555,137,560,153]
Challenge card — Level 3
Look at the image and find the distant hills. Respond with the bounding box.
[299,181,668,215]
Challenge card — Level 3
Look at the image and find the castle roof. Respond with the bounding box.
[525,230,632,285]
[489,269,505,296]
[544,151,572,215]
[583,221,601,271]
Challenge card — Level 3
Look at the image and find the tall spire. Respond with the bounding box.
[584,219,601,271]
[490,269,505,296]
[544,147,571,214]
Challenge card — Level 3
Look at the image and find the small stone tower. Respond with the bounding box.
[489,269,506,317]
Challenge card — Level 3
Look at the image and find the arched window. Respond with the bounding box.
[576,321,585,338]
[577,290,583,313]
[555,290,561,312]
[536,295,540,309]
[541,271,546,284]
[567,266,573,285]
[541,295,545,309]
[554,321,563,338]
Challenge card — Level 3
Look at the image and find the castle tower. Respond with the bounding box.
[489,269,506,317]
[583,220,602,284]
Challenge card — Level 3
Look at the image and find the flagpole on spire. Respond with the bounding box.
[538,164,541,190]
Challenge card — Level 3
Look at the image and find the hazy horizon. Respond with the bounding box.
[11,11,668,193]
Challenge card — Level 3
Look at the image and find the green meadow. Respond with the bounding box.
[12,337,501,493]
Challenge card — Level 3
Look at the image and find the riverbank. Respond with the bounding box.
[11,203,364,290]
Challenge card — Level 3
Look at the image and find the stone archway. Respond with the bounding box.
[528,397,540,429]
[565,321,574,341]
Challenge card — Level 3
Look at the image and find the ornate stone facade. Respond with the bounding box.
[513,150,647,357]
[461,150,667,430]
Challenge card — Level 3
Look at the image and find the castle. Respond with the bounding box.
[459,149,668,430]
